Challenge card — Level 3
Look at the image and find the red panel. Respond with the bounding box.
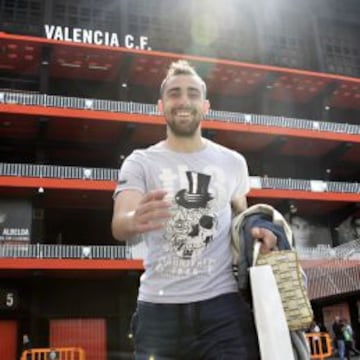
[206,65,268,96]
[269,74,331,102]
[50,318,106,360]
[0,39,40,74]
[128,54,171,87]
[0,320,18,360]
[50,46,122,81]
[329,81,360,110]
[0,258,144,270]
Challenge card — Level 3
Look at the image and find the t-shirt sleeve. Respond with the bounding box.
[231,153,250,200]
[113,151,146,199]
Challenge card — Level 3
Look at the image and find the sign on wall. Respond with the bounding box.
[288,214,333,249]
[0,200,32,244]
[0,289,18,310]
[44,25,152,50]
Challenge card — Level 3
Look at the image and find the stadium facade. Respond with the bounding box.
[0,0,360,358]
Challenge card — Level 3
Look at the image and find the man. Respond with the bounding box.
[0,211,7,234]
[22,334,32,360]
[333,316,346,360]
[112,60,277,359]
[351,215,360,240]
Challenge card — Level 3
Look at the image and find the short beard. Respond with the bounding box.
[165,106,202,137]
[166,117,201,137]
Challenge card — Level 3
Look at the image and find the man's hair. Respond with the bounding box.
[160,60,207,97]
[351,214,360,227]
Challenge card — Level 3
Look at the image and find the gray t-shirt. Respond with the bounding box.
[115,139,250,303]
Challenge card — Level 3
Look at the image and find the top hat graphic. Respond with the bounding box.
[175,171,213,209]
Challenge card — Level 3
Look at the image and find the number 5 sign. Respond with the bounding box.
[0,289,18,309]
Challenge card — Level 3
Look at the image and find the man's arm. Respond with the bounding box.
[111,189,171,241]
[231,195,248,215]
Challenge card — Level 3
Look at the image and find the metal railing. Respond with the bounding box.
[0,240,358,261]
[0,243,132,260]
[1,162,360,195]
[326,181,360,193]
[260,177,312,191]
[1,90,360,135]
[0,162,118,181]
[297,239,360,260]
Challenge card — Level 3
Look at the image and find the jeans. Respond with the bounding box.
[131,292,260,360]
[337,339,345,360]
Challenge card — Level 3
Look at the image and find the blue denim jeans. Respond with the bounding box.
[337,339,345,360]
[131,292,260,360]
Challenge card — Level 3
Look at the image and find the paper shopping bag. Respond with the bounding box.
[250,243,295,360]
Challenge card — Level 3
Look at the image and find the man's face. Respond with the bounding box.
[353,218,360,237]
[0,213,6,224]
[290,216,314,247]
[159,74,209,137]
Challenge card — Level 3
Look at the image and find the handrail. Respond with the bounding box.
[1,91,359,135]
[0,240,358,262]
[1,162,360,195]
[0,162,118,181]
[0,243,132,260]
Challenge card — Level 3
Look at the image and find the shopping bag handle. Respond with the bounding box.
[253,240,262,266]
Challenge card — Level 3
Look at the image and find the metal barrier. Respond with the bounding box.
[0,162,118,181]
[2,162,360,195]
[1,90,360,135]
[0,244,131,260]
[305,332,333,359]
[20,347,85,360]
[260,177,312,191]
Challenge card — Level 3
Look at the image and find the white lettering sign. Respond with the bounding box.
[44,25,151,50]
[2,228,30,236]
